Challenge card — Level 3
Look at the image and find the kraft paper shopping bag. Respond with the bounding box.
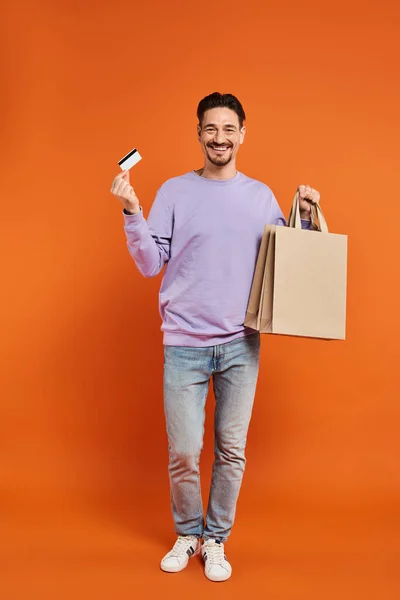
[244,193,347,340]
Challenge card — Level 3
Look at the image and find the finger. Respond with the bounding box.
[114,170,130,185]
[122,182,136,198]
[113,170,128,183]
[111,172,127,190]
[114,179,130,197]
[110,180,120,194]
[304,185,314,201]
[120,181,133,198]
[298,184,307,197]
[111,178,123,195]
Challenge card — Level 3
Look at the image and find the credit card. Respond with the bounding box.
[118,148,142,170]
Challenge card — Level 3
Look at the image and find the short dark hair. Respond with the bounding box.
[197,92,246,129]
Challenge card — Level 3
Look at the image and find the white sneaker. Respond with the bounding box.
[201,539,232,582]
[160,535,200,573]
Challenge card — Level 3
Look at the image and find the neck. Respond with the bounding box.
[197,160,237,180]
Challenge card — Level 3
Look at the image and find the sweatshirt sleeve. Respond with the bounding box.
[269,190,312,230]
[123,188,173,278]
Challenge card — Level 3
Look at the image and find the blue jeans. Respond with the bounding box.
[163,333,260,542]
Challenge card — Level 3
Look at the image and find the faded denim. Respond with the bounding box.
[163,333,260,542]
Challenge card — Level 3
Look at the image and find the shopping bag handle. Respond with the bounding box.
[287,192,329,233]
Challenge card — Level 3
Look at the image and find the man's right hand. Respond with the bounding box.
[110,170,140,215]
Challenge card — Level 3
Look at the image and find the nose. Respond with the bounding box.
[215,129,226,144]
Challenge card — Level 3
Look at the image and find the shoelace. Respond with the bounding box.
[170,535,197,557]
[204,542,225,565]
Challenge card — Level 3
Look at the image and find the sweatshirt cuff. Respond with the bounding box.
[301,218,312,230]
[123,207,144,228]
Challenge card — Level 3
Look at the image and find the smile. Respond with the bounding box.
[210,146,231,153]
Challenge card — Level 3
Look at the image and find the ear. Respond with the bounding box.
[239,125,246,145]
[197,124,201,141]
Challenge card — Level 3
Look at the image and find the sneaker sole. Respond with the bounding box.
[204,569,232,582]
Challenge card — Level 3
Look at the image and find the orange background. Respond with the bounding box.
[1,1,399,598]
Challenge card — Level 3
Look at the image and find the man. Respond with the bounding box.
[110,92,320,582]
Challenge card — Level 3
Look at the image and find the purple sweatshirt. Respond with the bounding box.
[123,170,310,347]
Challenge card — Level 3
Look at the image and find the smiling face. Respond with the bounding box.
[197,107,246,168]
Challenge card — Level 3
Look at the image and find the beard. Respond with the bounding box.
[205,145,233,167]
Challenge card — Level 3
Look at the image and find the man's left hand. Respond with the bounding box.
[298,185,320,219]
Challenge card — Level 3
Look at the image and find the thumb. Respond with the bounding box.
[120,169,130,182]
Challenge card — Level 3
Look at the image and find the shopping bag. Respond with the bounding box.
[244,193,348,340]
